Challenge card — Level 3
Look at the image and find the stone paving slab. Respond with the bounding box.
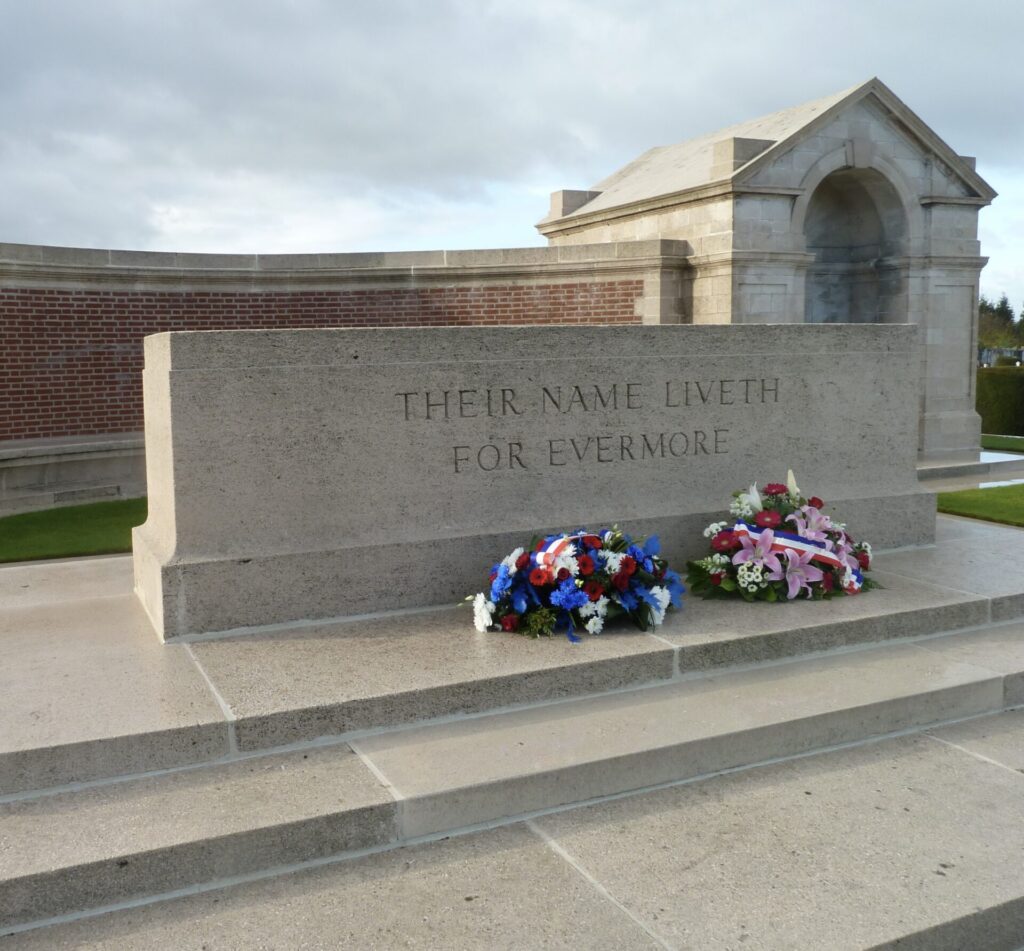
[0,595,228,796]
[929,706,1024,770]
[914,620,1024,704]
[188,569,990,752]
[659,569,988,668]
[872,533,1024,622]
[0,555,132,609]
[532,719,1024,951]
[7,715,1024,950]
[190,610,675,751]
[0,745,395,929]
[2,825,660,950]
[355,640,1005,838]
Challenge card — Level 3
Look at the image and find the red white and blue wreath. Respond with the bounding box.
[686,471,876,601]
[472,528,684,640]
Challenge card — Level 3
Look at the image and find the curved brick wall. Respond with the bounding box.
[0,240,690,443]
[0,281,643,441]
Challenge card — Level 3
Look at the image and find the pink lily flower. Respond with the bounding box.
[786,505,833,543]
[732,527,782,575]
[767,548,824,599]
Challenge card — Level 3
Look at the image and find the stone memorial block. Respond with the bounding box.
[133,324,934,640]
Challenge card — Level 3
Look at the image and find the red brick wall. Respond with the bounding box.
[0,280,643,441]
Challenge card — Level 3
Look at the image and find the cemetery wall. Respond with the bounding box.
[0,240,688,442]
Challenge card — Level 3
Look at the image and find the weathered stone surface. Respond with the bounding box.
[531,725,1024,951]
[0,745,396,929]
[134,323,932,639]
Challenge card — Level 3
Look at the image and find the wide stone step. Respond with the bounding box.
[3,620,1022,933]
[0,557,998,797]
[7,710,1024,950]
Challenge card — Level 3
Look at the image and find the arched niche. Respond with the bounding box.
[803,167,908,324]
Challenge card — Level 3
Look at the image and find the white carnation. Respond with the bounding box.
[578,595,609,619]
[553,552,579,577]
[585,616,604,635]
[501,547,524,572]
[648,585,672,626]
[702,521,727,539]
[472,593,495,632]
[603,551,625,574]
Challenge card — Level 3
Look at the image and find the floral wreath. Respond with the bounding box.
[472,528,684,640]
[686,471,875,601]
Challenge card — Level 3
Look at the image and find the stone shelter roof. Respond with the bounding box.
[538,78,996,233]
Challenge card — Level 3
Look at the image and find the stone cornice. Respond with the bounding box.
[536,182,806,239]
[0,240,693,292]
[918,195,991,207]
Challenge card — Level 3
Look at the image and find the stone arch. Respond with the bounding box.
[792,146,918,325]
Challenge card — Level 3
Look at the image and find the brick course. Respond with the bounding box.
[0,281,643,441]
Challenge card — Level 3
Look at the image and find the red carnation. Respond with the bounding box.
[621,555,637,576]
[821,571,835,592]
[500,614,520,632]
[754,510,782,529]
[856,551,871,570]
[556,567,571,582]
[515,552,531,571]
[711,530,740,554]
[764,483,788,495]
[583,580,604,601]
[582,534,602,549]
[808,496,824,509]
[709,572,724,586]
[529,567,551,587]
[612,572,630,592]
[577,554,596,575]
[489,569,498,582]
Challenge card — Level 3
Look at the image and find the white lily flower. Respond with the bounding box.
[787,469,801,497]
[739,483,762,513]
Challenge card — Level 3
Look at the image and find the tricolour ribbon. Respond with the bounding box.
[536,534,584,567]
[732,521,864,592]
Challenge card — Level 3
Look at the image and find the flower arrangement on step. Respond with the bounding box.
[686,470,876,602]
[472,528,685,641]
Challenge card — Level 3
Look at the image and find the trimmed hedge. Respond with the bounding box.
[977,367,1024,436]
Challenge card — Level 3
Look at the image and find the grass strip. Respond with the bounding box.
[0,498,147,564]
[981,434,1024,454]
[936,483,1024,529]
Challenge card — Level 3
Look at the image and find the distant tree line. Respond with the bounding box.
[978,294,1023,349]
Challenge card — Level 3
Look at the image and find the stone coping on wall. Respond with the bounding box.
[0,239,693,291]
[0,434,145,462]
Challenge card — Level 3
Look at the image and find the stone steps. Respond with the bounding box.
[0,564,994,797]
[3,618,1023,934]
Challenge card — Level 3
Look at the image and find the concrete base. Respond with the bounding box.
[0,435,145,516]
[134,489,936,641]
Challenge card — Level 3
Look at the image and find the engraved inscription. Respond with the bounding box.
[395,378,780,473]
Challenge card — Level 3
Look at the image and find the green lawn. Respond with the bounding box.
[937,483,1024,529]
[0,498,147,564]
[981,434,1024,454]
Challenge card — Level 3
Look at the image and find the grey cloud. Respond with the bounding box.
[1,0,1022,256]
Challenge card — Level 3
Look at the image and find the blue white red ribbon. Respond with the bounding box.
[732,521,864,592]
[536,534,584,567]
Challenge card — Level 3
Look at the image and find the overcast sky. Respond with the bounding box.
[1,0,1022,307]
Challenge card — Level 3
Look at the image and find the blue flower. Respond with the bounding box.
[662,568,686,607]
[550,578,589,612]
[643,535,661,557]
[490,563,513,602]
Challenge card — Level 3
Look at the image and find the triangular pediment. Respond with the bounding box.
[538,79,995,234]
[731,78,996,202]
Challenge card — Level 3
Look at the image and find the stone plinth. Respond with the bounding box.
[133,324,934,640]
